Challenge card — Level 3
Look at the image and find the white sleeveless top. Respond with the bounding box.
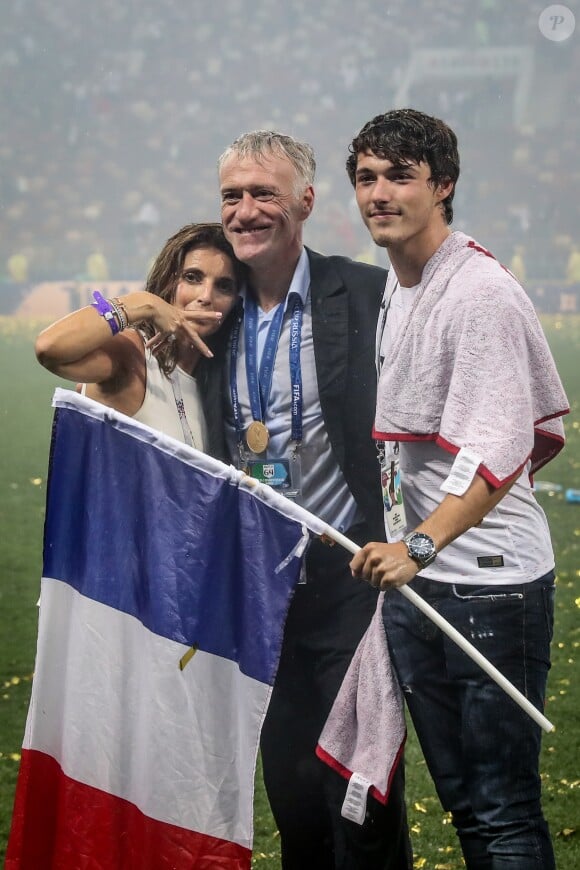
[82,347,207,448]
[133,349,208,450]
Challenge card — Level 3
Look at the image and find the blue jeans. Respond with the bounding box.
[382,572,555,870]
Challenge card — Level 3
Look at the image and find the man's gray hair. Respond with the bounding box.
[218,131,316,192]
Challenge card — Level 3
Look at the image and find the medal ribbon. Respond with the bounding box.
[288,293,303,443]
[245,292,285,425]
[230,292,304,445]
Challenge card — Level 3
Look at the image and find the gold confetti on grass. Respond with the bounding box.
[413,802,428,814]
[3,674,32,689]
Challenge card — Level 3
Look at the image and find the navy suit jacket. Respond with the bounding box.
[200,247,387,541]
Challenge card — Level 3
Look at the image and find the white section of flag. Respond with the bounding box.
[25,578,270,849]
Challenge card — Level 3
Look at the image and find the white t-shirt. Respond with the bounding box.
[399,440,554,584]
[376,278,554,585]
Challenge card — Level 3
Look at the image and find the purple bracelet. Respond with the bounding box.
[91,290,120,336]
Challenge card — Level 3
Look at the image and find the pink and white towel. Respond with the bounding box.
[374,232,569,486]
[316,594,405,809]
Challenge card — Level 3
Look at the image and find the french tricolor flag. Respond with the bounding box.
[6,390,318,869]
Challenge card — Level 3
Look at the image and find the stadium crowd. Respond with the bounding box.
[1,0,579,308]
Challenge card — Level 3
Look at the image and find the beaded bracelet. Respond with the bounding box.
[111,297,129,331]
[109,298,127,332]
[91,290,120,336]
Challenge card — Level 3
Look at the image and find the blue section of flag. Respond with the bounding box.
[43,406,305,686]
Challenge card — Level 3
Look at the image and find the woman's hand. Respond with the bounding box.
[143,297,223,359]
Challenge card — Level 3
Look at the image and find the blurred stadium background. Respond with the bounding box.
[1,0,580,319]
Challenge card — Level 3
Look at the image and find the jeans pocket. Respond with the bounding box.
[541,582,555,643]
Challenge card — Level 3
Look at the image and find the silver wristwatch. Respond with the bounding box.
[403,532,437,569]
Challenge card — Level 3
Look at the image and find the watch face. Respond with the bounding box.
[410,534,433,557]
[405,533,436,566]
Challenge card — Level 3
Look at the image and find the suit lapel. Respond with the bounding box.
[307,249,348,462]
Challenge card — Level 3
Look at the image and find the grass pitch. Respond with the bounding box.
[0,316,579,868]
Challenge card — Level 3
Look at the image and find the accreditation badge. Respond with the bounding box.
[246,448,303,503]
[379,443,407,542]
[245,451,306,582]
[247,459,290,488]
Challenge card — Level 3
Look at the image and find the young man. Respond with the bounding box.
[347,108,569,869]
[205,131,412,869]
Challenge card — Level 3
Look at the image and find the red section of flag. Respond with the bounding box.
[6,749,251,869]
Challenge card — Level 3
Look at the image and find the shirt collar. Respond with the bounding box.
[240,248,310,314]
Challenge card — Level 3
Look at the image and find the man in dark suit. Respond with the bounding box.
[207,130,411,869]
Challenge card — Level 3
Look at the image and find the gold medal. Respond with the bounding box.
[246,421,269,454]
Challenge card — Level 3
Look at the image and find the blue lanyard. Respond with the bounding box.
[230,292,304,445]
[245,293,285,424]
[288,294,303,443]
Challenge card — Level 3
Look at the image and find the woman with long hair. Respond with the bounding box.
[36,223,242,449]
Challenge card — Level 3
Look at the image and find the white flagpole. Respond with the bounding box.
[324,526,554,734]
[54,391,554,734]
[241,469,554,734]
